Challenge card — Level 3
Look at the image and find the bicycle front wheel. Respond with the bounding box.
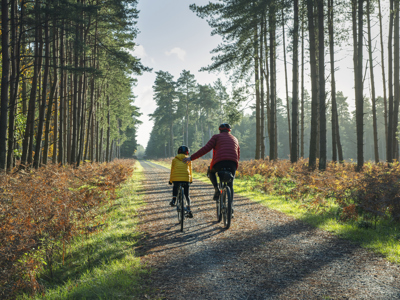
[223,186,233,229]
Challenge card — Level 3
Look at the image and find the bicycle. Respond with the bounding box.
[215,168,234,229]
[176,182,190,232]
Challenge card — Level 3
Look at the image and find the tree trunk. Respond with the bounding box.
[328,0,343,163]
[7,0,18,169]
[254,21,261,159]
[393,0,400,160]
[291,0,299,163]
[328,0,336,162]
[352,0,364,170]
[307,0,318,169]
[301,2,305,158]
[44,21,59,165]
[318,0,326,170]
[263,18,270,158]
[99,123,104,162]
[110,140,114,161]
[68,46,73,163]
[282,8,291,158]
[260,16,265,159]
[77,50,87,166]
[77,9,86,165]
[90,19,98,162]
[96,101,100,162]
[34,13,50,168]
[106,95,110,162]
[71,8,80,164]
[269,3,276,160]
[85,76,95,162]
[21,0,42,167]
[366,0,379,163]
[387,0,394,162]
[0,0,10,171]
[378,0,388,157]
[52,88,58,164]
[58,21,65,165]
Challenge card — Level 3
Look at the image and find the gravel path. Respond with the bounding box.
[137,160,400,300]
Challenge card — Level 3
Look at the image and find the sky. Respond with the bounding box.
[132,0,226,148]
[132,0,390,149]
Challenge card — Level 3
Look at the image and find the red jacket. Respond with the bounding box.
[190,132,240,169]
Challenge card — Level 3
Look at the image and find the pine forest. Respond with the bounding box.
[146,0,400,172]
[0,0,148,171]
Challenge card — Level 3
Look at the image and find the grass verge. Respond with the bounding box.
[151,160,400,264]
[20,162,151,299]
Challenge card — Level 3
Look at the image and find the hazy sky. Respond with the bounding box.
[133,0,390,148]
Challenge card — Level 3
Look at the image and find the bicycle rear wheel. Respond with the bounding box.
[223,186,233,229]
[177,186,184,231]
[216,187,222,222]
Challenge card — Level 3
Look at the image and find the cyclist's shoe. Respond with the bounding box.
[186,208,193,218]
[170,198,176,206]
[213,190,220,201]
[231,208,234,219]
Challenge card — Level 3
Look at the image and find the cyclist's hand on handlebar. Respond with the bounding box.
[182,157,191,163]
[168,181,172,185]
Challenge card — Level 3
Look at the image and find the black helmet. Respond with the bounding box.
[219,123,231,131]
[178,145,190,155]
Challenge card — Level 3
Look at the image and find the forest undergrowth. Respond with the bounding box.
[156,157,400,262]
[0,159,144,299]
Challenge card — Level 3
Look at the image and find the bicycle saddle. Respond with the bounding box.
[218,171,233,183]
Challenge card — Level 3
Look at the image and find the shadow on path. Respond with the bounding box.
[138,160,400,300]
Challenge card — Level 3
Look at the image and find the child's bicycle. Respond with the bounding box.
[215,168,234,229]
[176,182,190,232]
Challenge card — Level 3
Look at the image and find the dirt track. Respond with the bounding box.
[137,160,400,300]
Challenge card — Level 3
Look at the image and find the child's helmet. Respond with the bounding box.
[178,145,190,155]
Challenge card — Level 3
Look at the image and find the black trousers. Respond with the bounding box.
[172,182,191,206]
[209,160,237,194]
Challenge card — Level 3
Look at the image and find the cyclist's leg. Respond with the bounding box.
[170,182,178,206]
[210,161,236,200]
[184,183,193,217]
[208,167,220,200]
[208,168,218,188]
[228,177,235,197]
[184,183,191,206]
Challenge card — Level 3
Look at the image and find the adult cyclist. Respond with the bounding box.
[183,123,240,201]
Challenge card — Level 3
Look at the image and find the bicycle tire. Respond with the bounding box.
[216,185,222,222]
[223,186,233,229]
[177,186,184,231]
[222,187,227,226]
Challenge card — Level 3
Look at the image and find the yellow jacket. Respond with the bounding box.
[169,154,192,183]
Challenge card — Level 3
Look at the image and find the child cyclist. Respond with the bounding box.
[169,145,193,218]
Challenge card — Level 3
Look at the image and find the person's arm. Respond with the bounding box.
[190,135,217,161]
[238,145,241,161]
